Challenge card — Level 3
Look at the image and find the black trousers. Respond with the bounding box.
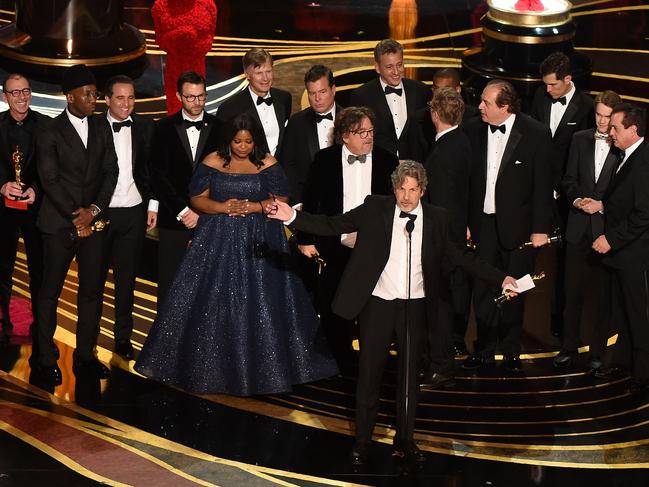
[0,206,43,332]
[36,231,105,367]
[355,296,426,447]
[156,227,192,308]
[606,266,649,381]
[472,214,537,357]
[100,204,147,343]
[561,237,610,358]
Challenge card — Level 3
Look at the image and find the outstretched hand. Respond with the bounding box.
[265,199,294,221]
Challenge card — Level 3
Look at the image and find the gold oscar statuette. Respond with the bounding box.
[4,145,28,210]
[73,219,111,240]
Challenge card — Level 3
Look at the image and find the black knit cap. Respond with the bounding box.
[61,64,96,94]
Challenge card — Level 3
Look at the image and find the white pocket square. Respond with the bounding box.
[514,160,523,165]
[567,122,577,125]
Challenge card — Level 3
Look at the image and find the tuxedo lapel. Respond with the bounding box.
[557,97,580,136]
[383,197,395,244]
[480,125,488,180]
[271,88,287,133]
[498,120,522,179]
[59,114,88,168]
[173,116,194,166]
[372,80,397,133]
[541,96,551,127]
[305,109,320,159]
[195,119,213,164]
[596,148,619,192]
[584,133,596,184]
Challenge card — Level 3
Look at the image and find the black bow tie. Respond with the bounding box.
[347,154,367,164]
[399,211,417,221]
[594,131,608,141]
[315,112,333,123]
[256,96,273,106]
[552,96,567,105]
[112,120,133,133]
[384,85,403,96]
[184,119,204,131]
[489,124,506,134]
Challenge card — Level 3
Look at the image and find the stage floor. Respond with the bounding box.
[1,0,649,485]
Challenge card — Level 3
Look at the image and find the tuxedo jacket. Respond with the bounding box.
[417,103,480,146]
[103,113,156,203]
[278,103,342,204]
[36,111,118,234]
[299,144,399,255]
[0,109,51,205]
[424,127,472,245]
[149,110,221,230]
[292,195,505,324]
[216,87,292,154]
[561,129,620,244]
[601,141,649,270]
[349,78,429,162]
[530,86,594,188]
[464,113,554,250]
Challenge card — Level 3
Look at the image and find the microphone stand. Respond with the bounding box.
[401,217,415,455]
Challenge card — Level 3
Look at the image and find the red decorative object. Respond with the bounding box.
[514,0,545,11]
[0,296,33,336]
[152,0,217,115]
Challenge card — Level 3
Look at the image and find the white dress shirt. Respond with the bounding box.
[617,137,645,173]
[66,109,88,148]
[483,114,516,214]
[549,82,575,137]
[316,105,336,150]
[379,78,407,143]
[341,144,373,247]
[594,136,611,183]
[372,202,425,300]
[250,87,280,155]
[181,109,204,162]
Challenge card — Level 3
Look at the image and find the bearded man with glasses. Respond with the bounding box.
[0,74,50,349]
[149,71,221,308]
[298,106,398,366]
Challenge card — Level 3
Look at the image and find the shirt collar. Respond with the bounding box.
[395,200,423,218]
[249,86,271,101]
[106,112,133,125]
[66,107,87,124]
[623,137,645,162]
[379,78,404,91]
[182,110,204,122]
[435,125,458,141]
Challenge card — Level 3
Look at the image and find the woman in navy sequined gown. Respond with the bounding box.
[135,114,338,396]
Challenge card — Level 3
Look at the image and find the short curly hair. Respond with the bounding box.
[333,107,375,144]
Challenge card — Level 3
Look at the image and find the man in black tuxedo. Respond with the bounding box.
[592,103,649,391]
[349,39,429,162]
[150,71,221,307]
[554,91,622,369]
[33,64,118,386]
[279,64,340,205]
[99,75,157,360]
[422,87,472,383]
[217,48,291,156]
[268,161,514,464]
[463,80,553,371]
[530,52,595,334]
[0,74,49,345]
[300,107,398,363]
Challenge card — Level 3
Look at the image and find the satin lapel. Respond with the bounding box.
[331,145,344,214]
[372,80,397,134]
[195,119,213,164]
[173,117,193,166]
[480,125,488,180]
[305,109,319,159]
[383,198,394,243]
[497,120,522,179]
[421,203,433,269]
[585,134,596,184]
[130,119,139,175]
[59,114,88,166]
[84,118,97,182]
[272,88,287,134]
[557,97,579,136]
[596,148,620,193]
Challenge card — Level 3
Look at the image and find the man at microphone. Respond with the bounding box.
[266,161,516,466]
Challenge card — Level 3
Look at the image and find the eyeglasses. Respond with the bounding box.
[83,91,100,99]
[182,93,207,102]
[351,128,374,139]
[5,88,31,97]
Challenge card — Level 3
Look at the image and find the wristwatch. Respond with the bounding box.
[90,204,101,218]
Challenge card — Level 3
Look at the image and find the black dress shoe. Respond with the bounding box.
[503,355,523,372]
[115,340,134,360]
[73,359,110,379]
[30,365,63,387]
[461,354,484,370]
[420,372,455,389]
[592,366,624,380]
[553,351,576,368]
[453,341,468,356]
[392,441,426,462]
